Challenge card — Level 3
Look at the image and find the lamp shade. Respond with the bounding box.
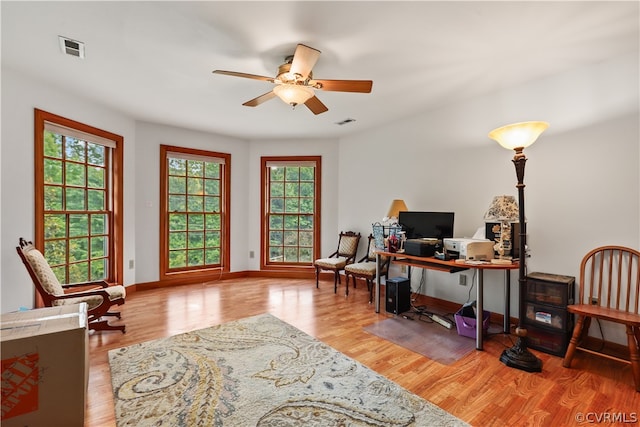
[386,199,408,219]
[273,84,314,106]
[488,121,549,151]
[484,195,519,221]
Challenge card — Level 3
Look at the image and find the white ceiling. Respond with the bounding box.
[2,1,638,140]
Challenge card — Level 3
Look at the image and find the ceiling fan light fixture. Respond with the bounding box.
[273,84,314,106]
[213,43,370,114]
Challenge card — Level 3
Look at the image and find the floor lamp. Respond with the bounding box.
[488,121,549,373]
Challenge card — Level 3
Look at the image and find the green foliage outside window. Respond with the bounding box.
[167,158,223,269]
[267,165,315,264]
[42,130,110,284]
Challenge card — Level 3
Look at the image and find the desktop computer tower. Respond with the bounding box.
[385,277,411,314]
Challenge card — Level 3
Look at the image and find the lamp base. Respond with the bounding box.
[500,327,542,372]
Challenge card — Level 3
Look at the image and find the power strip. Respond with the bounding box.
[430,313,454,329]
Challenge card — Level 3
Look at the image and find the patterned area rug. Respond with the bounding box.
[108,313,468,426]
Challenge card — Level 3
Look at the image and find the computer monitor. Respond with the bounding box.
[398,211,455,239]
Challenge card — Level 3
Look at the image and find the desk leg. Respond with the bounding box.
[504,270,511,334]
[476,269,484,351]
[375,253,380,313]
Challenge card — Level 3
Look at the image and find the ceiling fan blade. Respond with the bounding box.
[243,91,277,107]
[304,96,329,115]
[290,44,321,80]
[213,70,274,83]
[312,79,373,93]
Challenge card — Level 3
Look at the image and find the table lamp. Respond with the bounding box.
[384,199,408,223]
[484,195,519,264]
[488,120,548,373]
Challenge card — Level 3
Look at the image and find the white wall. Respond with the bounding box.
[339,52,639,344]
[1,67,137,312]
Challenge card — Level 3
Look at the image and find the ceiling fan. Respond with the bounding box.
[212,44,373,115]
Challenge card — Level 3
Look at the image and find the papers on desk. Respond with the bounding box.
[454,259,490,265]
[472,226,486,240]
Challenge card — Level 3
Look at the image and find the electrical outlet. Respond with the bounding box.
[128,259,134,269]
[401,265,407,274]
[591,297,599,305]
[249,251,255,259]
[459,274,467,286]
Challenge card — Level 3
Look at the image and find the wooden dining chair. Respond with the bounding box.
[562,245,640,391]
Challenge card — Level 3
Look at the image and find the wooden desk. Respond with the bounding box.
[375,251,519,350]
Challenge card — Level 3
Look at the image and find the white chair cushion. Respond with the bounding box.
[314,257,348,270]
[345,261,377,276]
[54,285,126,310]
[338,236,359,257]
[23,246,64,296]
[367,238,377,259]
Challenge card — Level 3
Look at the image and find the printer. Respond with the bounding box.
[443,238,495,261]
[404,238,440,257]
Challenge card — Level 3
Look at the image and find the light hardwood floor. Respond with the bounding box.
[87,277,639,426]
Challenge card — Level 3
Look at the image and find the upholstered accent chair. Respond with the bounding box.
[16,237,126,333]
[344,234,390,302]
[314,231,361,293]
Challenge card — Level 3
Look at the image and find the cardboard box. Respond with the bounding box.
[1,303,88,426]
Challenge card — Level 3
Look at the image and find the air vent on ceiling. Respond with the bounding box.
[335,118,356,126]
[58,36,85,58]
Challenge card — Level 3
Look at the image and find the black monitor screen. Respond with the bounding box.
[398,211,455,239]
